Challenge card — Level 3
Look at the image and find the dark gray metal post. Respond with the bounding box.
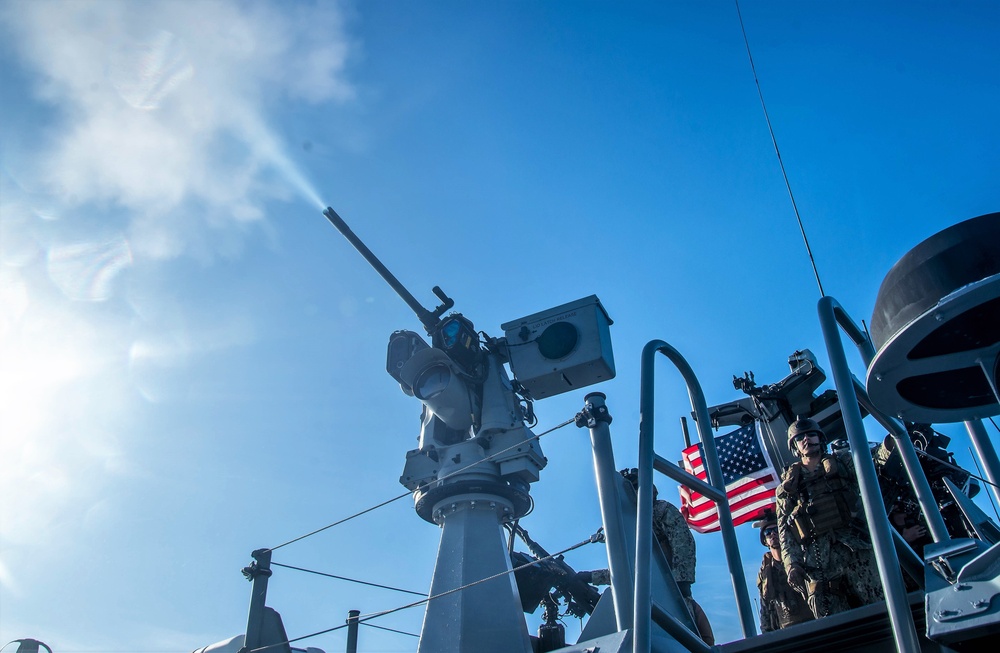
[817,296,920,653]
[638,340,756,653]
[346,609,360,653]
[965,418,1000,509]
[243,548,273,652]
[582,393,635,628]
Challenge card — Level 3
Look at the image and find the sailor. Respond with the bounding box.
[776,418,884,619]
[753,508,814,632]
[578,469,714,644]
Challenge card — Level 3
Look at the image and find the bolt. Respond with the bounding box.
[934,313,944,321]
[875,374,882,382]
[972,599,990,609]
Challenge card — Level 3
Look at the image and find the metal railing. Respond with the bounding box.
[816,295,924,653]
[634,340,757,652]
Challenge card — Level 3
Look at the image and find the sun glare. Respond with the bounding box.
[0,274,120,549]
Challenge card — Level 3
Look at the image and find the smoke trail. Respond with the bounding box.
[0,0,350,257]
[235,108,327,211]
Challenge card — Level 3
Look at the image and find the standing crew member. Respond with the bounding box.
[754,508,813,632]
[578,469,714,644]
[776,418,884,618]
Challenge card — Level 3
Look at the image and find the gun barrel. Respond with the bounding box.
[323,207,437,332]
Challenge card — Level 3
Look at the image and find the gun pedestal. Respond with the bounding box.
[403,435,540,653]
[417,464,533,653]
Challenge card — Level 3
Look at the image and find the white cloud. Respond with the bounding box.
[1,0,353,259]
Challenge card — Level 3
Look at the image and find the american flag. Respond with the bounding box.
[678,422,778,534]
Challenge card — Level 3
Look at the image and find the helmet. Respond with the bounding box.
[619,468,658,499]
[787,417,824,454]
[752,509,778,546]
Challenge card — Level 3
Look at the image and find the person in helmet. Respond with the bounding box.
[754,508,813,632]
[578,469,714,645]
[775,418,884,619]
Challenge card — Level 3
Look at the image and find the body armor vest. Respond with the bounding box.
[758,554,812,630]
[784,456,855,542]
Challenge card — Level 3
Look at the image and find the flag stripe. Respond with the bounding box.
[678,422,778,533]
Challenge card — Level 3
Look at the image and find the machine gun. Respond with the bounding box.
[323,205,615,652]
[508,523,602,619]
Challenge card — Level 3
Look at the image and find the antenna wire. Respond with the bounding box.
[735,0,826,297]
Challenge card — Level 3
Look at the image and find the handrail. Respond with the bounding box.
[850,377,950,543]
[816,296,921,653]
[637,340,756,653]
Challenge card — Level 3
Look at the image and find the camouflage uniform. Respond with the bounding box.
[591,499,695,584]
[757,551,814,632]
[591,499,712,644]
[776,450,884,619]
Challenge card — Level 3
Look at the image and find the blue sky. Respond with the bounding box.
[1,1,999,651]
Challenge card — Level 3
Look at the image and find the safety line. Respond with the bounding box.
[267,416,575,552]
[734,0,826,297]
[360,622,420,638]
[267,490,412,552]
[270,562,427,596]
[247,528,604,653]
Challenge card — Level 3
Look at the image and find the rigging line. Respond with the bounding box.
[267,416,575,552]
[270,562,427,596]
[360,622,421,638]
[734,0,826,297]
[247,528,605,653]
[968,447,1000,521]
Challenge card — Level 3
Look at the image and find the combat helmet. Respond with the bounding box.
[752,508,778,546]
[787,417,824,454]
[620,468,658,499]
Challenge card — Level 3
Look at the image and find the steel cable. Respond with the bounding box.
[270,562,427,596]
[247,528,605,653]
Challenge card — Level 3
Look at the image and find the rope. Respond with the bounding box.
[246,528,604,653]
[270,562,427,596]
[267,416,574,552]
[734,0,826,297]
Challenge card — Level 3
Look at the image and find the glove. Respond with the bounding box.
[786,564,806,594]
[575,570,594,584]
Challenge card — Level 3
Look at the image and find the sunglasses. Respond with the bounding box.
[763,527,778,536]
[792,432,820,443]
